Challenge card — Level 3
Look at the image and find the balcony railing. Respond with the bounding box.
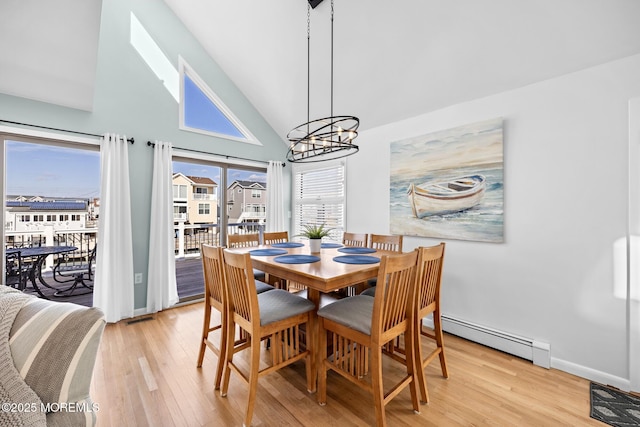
[173,221,265,257]
[5,227,97,271]
[192,193,215,201]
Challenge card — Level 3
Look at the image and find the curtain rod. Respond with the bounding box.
[146,141,285,167]
[0,119,135,143]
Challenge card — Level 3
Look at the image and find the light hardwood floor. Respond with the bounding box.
[91,302,603,427]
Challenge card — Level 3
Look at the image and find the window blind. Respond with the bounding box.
[293,161,345,242]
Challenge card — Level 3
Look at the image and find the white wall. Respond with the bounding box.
[347,53,640,387]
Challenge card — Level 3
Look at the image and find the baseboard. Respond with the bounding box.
[551,357,631,392]
[423,315,551,369]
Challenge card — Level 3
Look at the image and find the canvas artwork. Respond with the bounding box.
[390,118,504,243]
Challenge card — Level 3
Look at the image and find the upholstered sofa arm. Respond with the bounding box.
[9,297,105,426]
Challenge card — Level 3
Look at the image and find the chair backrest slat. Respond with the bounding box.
[227,233,260,248]
[372,251,418,342]
[342,232,367,247]
[369,234,403,253]
[201,244,226,307]
[416,243,445,317]
[264,231,289,245]
[222,249,259,330]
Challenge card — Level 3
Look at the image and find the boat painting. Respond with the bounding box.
[390,118,503,243]
[407,174,486,218]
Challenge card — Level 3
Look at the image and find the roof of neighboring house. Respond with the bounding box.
[6,201,87,211]
[228,180,266,190]
[172,173,217,186]
[186,175,216,185]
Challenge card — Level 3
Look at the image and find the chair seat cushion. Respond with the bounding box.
[255,280,275,294]
[253,268,266,282]
[293,289,342,309]
[360,286,376,297]
[317,296,374,335]
[258,289,315,326]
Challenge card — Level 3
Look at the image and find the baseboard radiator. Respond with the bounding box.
[423,315,551,369]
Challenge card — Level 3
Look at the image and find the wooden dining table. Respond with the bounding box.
[227,242,399,392]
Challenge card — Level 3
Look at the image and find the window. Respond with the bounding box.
[33,215,44,222]
[293,161,345,242]
[46,215,55,222]
[238,189,242,193]
[173,185,187,199]
[252,190,261,198]
[19,215,30,222]
[59,214,69,221]
[179,58,259,144]
[198,203,210,215]
[71,214,81,221]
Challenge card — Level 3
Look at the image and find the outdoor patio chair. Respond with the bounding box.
[51,245,96,296]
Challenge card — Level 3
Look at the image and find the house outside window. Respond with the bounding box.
[173,184,187,199]
[198,203,210,215]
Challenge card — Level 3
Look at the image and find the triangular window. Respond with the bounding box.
[179,58,258,144]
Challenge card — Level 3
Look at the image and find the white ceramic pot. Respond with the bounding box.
[309,238,322,253]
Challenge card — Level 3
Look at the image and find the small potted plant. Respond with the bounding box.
[298,224,333,253]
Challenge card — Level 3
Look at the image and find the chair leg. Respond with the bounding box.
[433,311,449,378]
[214,310,228,390]
[244,335,261,427]
[317,324,328,406]
[197,303,211,368]
[403,330,420,414]
[415,319,430,404]
[220,321,237,398]
[370,346,387,427]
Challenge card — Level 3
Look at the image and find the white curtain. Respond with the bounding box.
[94,133,135,323]
[266,160,286,232]
[146,141,179,312]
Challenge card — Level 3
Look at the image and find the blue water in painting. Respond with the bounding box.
[390,165,503,242]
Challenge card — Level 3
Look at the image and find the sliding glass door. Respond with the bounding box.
[171,158,266,302]
[2,133,100,305]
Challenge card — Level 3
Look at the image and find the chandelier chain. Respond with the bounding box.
[307,3,311,128]
[330,0,334,119]
[286,0,359,163]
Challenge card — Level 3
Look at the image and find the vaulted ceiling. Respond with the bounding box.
[2,0,640,142]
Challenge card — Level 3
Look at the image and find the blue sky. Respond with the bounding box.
[5,140,265,199]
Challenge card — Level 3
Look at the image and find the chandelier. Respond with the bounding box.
[286,0,360,163]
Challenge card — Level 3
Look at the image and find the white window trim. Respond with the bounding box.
[178,57,261,145]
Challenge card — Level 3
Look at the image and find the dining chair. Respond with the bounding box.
[369,233,403,252]
[360,234,404,295]
[227,233,260,248]
[227,233,268,284]
[221,249,315,427]
[342,232,368,247]
[196,245,229,390]
[197,245,274,386]
[263,231,289,245]
[411,243,447,403]
[317,250,421,427]
[262,231,289,289]
[361,243,447,403]
[340,232,369,295]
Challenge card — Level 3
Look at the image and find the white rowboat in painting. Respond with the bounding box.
[407,174,486,218]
